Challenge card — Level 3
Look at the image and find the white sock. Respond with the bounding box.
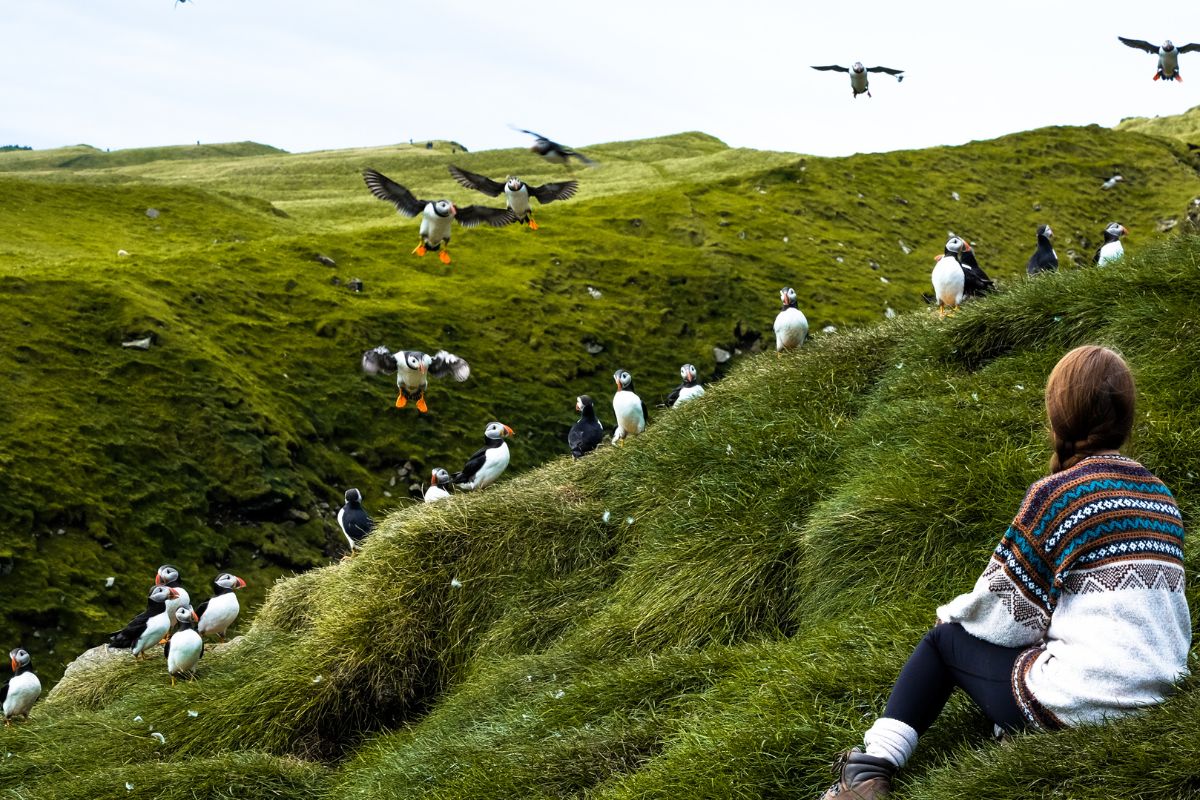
[863,717,919,768]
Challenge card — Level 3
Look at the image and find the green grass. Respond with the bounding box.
[1117,104,1200,145]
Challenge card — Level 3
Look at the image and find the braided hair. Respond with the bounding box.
[1045,346,1136,473]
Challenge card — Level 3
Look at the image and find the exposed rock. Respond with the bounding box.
[117,249,130,257]
[629,218,643,228]
[1186,198,1200,233]
[869,259,881,270]
[347,278,364,292]
[586,286,603,299]
[584,339,605,355]
[121,336,153,350]
[1101,175,1124,190]
[951,192,960,202]
[822,325,837,334]
[1157,218,1178,233]
[898,240,912,255]
[315,254,336,267]
[287,509,310,522]
[885,307,897,319]
[330,276,342,286]
[145,208,160,219]
[713,347,732,363]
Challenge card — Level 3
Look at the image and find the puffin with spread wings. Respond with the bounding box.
[447,166,578,230]
[361,347,470,412]
[811,61,905,97]
[1118,37,1200,81]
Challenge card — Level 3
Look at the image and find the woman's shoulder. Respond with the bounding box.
[1016,456,1172,524]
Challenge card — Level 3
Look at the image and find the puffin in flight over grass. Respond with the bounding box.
[1118,37,1200,81]
[453,422,514,491]
[811,62,904,97]
[448,166,578,230]
[361,347,470,412]
[362,169,518,264]
[1094,222,1128,266]
[512,128,597,167]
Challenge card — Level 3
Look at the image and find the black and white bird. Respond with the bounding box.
[931,237,969,316]
[155,565,190,629]
[424,468,453,503]
[1118,37,1200,81]
[2,648,41,724]
[513,128,596,167]
[956,239,996,296]
[666,364,705,407]
[774,287,809,351]
[612,370,648,444]
[568,395,604,458]
[108,585,179,657]
[452,422,514,490]
[196,573,246,641]
[362,169,518,264]
[811,61,904,97]
[1094,222,1128,266]
[165,606,203,685]
[1027,224,1059,276]
[361,347,471,412]
[448,166,578,230]
[337,488,374,554]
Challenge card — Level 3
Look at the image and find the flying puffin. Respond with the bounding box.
[1118,37,1200,80]
[955,239,996,296]
[774,287,809,351]
[447,166,578,230]
[612,370,648,444]
[196,573,246,641]
[424,468,453,503]
[165,606,203,685]
[108,585,179,657]
[513,128,596,167]
[361,347,470,412]
[810,61,904,97]
[452,422,514,490]
[337,488,374,554]
[362,169,518,264]
[1094,222,1128,266]
[2,648,41,724]
[931,237,969,316]
[1027,224,1059,275]
[666,364,705,407]
[155,565,190,629]
[569,395,604,458]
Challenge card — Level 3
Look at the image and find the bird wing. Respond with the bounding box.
[0,683,7,705]
[1118,36,1160,54]
[453,447,489,484]
[641,399,650,425]
[195,599,210,620]
[1178,43,1200,54]
[109,609,152,649]
[1092,245,1104,265]
[568,423,586,457]
[529,180,579,204]
[867,66,905,77]
[565,149,597,166]
[811,64,850,72]
[362,169,430,217]
[514,127,552,143]
[429,351,470,381]
[448,165,505,197]
[665,385,682,408]
[362,346,398,376]
[163,637,171,661]
[456,205,519,229]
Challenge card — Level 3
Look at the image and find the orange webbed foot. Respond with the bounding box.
[528,219,539,231]
[438,250,452,264]
[395,394,407,409]
[416,395,429,413]
[413,244,427,256]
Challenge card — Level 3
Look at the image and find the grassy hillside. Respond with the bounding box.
[0,122,1197,690]
[1117,104,1200,146]
[0,234,1197,799]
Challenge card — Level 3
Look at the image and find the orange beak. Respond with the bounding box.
[614,377,621,388]
[168,588,180,599]
[191,610,200,622]
[934,254,943,262]
[155,573,164,586]
[963,241,973,252]
[235,577,246,589]
[503,425,514,437]
[575,399,582,412]
[10,657,17,672]
[1122,226,1129,236]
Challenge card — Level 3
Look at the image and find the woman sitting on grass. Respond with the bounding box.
[820,345,1191,800]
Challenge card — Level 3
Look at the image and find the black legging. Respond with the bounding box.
[883,622,1029,734]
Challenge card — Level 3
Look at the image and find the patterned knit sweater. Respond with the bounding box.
[936,454,1190,729]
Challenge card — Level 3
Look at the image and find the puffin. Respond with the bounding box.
[513,128,596,167]
[424,468,453,503]
[931,237,968,316]
[774,287,809,351]
[956,239,996,296]
[2,648,41,724]
[164,606,203,685]
[612,370,648,444]
[337,488,374,554]
[448,166,578,230]
[361,346,470,412]
[107,585,179,657]
[810,62,904,97]
[452,422,514,490]
[568,395,604,458]
[362,169,518,264]
[1027,224,1059,276]
[666,364,705,407]
[1118,37,1200,81]
[155,565,190,629]
[1094,222,1128,266]
[196,573,246,641]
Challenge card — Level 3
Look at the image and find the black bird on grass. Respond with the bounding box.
[1027,225,1058,276]
[338,488,374,555]
[569,395,604,458]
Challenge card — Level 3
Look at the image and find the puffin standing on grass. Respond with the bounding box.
[362,169,518,264]
[155,565,190,629]
[956,239,996,296]
[424,468,453,503]
[107,585,179,657]
[612,370,648,444]
[453,422,514,490]
[931,237,968,316]
[1094,222,1128,266]
[569,395,604,458]
[1118,37,1200,80]
[448,166,578,230]
[513,128,597,167]
[165,606,203,686]
[337,488,374,554]
[2,648,41,725]
[1027,224,1059,275]
[361,346,470,412]
[196,573,246,641]
[666,364,705,407]
[810,62,905,97]
[774,288,809,351]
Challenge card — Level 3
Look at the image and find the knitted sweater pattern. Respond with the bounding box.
[937,455,1190,729]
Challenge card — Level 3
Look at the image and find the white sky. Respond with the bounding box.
[2,1,1197,157]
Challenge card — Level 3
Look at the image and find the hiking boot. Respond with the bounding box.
[818,747,895,799]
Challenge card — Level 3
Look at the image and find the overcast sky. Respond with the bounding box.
[2,1,1197,157]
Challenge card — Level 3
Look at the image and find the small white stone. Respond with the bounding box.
[587,286,603,299]
[880,276,890,284]
[726,444,733,455]
[602,511,611,524]
[187,710,199,718]
[971,393,979,402]
[885,307,897,319]
[117,250,130,257]
[450,578,463,588]
[625,516,635,525]
[133,715,143,723]
[312,675,323,684]
[150,732,166,744]
[1015,384,1025,391]
[105,576,115,588]
[822,325,837,334]
[552,689,566,699]
[126,783,135,791]
[951,191,960,201]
